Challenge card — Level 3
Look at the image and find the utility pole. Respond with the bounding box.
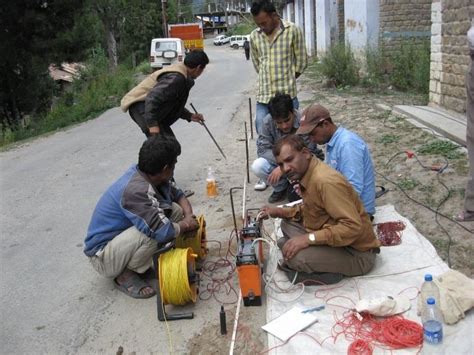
[162,0,168,37]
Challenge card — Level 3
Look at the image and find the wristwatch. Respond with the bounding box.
[308,233,316,244]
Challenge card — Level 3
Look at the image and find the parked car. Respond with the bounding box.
[229,35,250,49]
[213,35,230,46]
[149,38,186,69]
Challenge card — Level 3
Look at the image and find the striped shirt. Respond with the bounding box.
[250,20,308,104]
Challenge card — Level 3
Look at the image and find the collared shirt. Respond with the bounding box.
[326,127,376,215]
[283,158,380,251]
[250,20,307,104]
[256,111,324,164]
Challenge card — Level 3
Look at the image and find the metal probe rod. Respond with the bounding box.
[190,103,227,160]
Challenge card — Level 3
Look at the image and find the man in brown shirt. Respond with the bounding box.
[260,134,380,284]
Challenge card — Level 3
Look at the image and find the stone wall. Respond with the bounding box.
[429,0,473,113]
[379,0,432,54]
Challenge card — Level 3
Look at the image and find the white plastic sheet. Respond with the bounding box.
[265,205,474,354]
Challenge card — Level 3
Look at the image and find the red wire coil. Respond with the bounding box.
[376,221,406,246]
[335,313,423,353]
[348,339,373,355]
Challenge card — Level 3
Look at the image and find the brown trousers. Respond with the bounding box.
[279,219,377,276]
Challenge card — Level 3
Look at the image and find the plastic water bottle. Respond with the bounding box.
[422,298,443,344]
[206,167,218,197]
[419,274,440,316]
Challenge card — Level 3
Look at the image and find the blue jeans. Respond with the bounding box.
[255,97,300,135]
[252,157,288,192]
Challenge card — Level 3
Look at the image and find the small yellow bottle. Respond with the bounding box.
[206,167,218,197]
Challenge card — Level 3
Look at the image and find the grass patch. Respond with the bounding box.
[398,178,419,190]
[376,134,399,144]
[1,51,138,147]
[418,140,464,159]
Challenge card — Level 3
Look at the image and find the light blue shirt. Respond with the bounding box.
[326,127,376,215]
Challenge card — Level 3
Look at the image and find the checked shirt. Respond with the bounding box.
[250,20,307,104]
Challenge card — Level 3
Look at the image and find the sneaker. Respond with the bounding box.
[268,189,287,203]
[254,179,267,191]
[287,184,301,203]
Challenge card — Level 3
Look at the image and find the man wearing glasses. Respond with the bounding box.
[252,93,323,203]
[296,104,376,217]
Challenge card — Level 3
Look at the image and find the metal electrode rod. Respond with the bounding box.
[248,97,253,139]
[244,122,250,183]
[190,103,227,160]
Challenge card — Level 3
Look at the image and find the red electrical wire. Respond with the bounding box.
[334,312,423,353]
[376,221,406,246]
[348,339,373,355]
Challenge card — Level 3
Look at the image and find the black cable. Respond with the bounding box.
[377,150,474,268]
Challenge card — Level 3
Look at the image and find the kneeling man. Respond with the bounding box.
[260,135,380,284]
[84,135,199,298]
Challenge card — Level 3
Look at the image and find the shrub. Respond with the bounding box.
[361,46,387,87]
[320,42,359,87]
[227,21,256,36]
[1,48,135,147]
[390,39,430,94]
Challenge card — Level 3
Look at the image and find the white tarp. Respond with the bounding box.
[265,205,474,354]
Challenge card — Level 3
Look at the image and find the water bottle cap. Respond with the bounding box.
[427,297,435,305]
[424,274,433,281]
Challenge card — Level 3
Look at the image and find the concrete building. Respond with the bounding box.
[279,0,472,115]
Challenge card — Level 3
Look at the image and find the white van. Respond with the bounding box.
[229,35,250,49]
[150,38,186,69]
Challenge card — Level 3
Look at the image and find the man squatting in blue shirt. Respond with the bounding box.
[84,135,199,299]
[296,104,376,217]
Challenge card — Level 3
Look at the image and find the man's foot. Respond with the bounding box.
[454,210,474,222]
[254,179,267,191]
[114,269,156,299]
[268,189,287,203]
[280,264,344,285]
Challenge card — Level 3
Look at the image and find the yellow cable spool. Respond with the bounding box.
[159,247,198,305]
[175,214,208,260]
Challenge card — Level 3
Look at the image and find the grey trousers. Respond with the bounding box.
[89,203,184,278]
[465,59,474,212]
[279,219,376,276]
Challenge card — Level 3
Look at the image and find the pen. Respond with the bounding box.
[301,305,325,313]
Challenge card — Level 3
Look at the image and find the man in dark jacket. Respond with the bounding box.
[243,39,250,60]
[84,135,199,299]
[120,51,209,137]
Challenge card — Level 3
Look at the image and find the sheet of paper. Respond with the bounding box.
[262,305,319,342]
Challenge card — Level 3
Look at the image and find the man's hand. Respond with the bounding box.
[180,215,199,233]
[190,113,204,124]
[258,205,285,220]
[282,234,310,260]
[267,167,282,185]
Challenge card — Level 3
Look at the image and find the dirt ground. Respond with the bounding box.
[183,71,473,354]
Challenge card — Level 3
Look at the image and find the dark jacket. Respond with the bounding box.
[144,71,194,134]
[84,165,184,257]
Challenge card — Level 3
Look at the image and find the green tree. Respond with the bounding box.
[0,0,97,129]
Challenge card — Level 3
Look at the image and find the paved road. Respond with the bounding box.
[0,41,255,353]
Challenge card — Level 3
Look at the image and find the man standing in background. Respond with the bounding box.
[249,0,307,135]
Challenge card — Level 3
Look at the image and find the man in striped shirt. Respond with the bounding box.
[250,0,308,136]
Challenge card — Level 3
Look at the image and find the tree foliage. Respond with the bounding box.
[0,0,99,129]
[0,0,186,132]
